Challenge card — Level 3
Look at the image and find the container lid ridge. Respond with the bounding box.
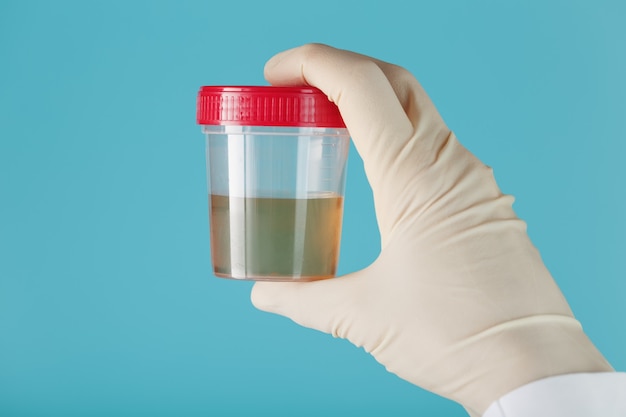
[196,86,346,128]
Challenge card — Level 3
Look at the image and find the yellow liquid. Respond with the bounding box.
[209,194,343,280]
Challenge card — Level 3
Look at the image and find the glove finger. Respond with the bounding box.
[263,43,415,175]
[250,271,367,341]
[288,46,440,126]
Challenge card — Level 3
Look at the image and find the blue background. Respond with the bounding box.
[1,0,624,415]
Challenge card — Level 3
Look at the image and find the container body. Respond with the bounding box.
[203,125,350,281]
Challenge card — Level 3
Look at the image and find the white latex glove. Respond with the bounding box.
[250,44,613,416]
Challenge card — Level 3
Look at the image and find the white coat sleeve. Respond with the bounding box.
[482,372,626,417]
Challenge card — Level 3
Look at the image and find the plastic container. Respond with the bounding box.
[197,86,350,281]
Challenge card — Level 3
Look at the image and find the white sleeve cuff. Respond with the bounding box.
[482,372,626,417]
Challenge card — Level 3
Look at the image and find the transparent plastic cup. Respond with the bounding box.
[196,86,350,281]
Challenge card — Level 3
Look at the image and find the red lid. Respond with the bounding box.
[196,86,346,128]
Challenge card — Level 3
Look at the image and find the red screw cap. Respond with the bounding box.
[196,86,346,128]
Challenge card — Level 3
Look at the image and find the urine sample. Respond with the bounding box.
[197,86,350,281]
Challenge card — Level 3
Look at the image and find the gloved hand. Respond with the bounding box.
[250,43,613,416]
